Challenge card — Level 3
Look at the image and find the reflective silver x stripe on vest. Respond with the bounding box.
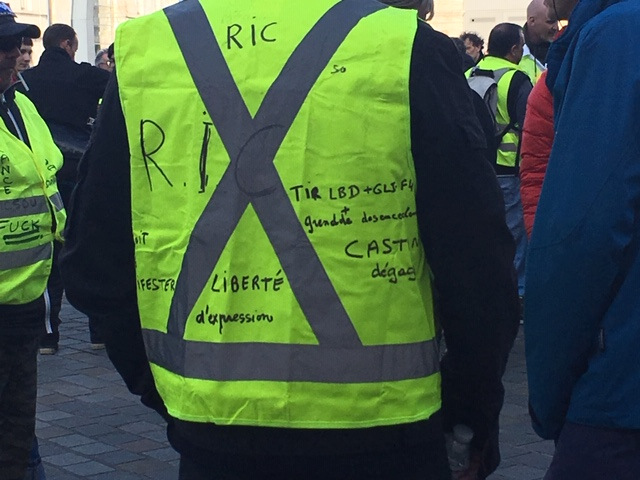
[0,243,51,269]
[142,0,439,383]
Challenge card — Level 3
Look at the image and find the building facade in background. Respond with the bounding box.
[94,0,174,57]
[11,0,530,65]
[431,0,530,42]
[8,0,174,63]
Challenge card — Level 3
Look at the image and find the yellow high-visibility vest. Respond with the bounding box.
[520,46,546,85]
[116,0,440,428]
[472,56,526,169]
[0,92,66,304]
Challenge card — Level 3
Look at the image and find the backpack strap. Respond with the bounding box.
[493,67,518,146]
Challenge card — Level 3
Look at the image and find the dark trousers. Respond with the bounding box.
[25,437,46,480]
[178,431,451,480]
[44,242,104,347]
[42,178,74,347]
[0,335,39,480]
[545,422,640,480]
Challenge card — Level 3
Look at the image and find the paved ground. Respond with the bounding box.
[36,302,554,479]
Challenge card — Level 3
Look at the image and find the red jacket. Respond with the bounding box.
[520,69,554,237]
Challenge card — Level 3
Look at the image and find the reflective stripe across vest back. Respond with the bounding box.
[116,0,441,428]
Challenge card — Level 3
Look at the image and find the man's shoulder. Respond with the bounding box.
[412,21,463,76]
[476,56,519,71]
[414,20,456,52]
[578,0,640,43]
[76,61,110,83]
[511,70,532,87]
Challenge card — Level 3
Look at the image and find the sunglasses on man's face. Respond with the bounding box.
[0,36,23,53]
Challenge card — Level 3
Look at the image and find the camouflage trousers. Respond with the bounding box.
[0,335,39,480]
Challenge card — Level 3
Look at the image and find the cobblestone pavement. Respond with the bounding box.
[36,302,553,479]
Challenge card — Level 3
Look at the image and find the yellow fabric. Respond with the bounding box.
[0,93,65,304]
[152,363,441,428]
[520,53,545,85]
[475,56,524,168]
[117,0,440,428]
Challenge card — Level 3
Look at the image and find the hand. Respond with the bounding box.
[451,451,481,480]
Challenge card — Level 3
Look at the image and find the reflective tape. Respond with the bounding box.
[143,328,440,383]
[0,195,48,218]
[152,0,437,383]
[165,0,386,347]
[49,192,64,211]
[493,67,511,84]
[499,142,518,153]
[0,242,51,270]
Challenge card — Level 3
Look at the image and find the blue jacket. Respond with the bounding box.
[525,0,640,440]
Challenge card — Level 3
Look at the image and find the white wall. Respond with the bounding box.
[72,0,95,63]
[431,0,530,43]
[464,0,529,42]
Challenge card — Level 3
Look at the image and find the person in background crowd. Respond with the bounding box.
[519,68,553,237]
[471,23,532,308]
[0,3,65,479]
[526,0,640,478]
[61,0,519,479]
[520,0,577,237]
[521,0,558,83]
[460,31,485,64]
[451,36,475,71]
[451,36,498,169]
[107,42,114,68]
[7,26,49,480]
[94,47,112,72]
[16,36,32,72]
[20,23,109,354]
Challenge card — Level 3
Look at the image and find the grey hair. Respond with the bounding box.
[94,48,109,66]
[379,0,434,20]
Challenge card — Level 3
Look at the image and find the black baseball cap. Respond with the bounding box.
[0,2,40,39]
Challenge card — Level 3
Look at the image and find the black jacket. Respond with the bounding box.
[60,21,519,478]
[20,47,110,186]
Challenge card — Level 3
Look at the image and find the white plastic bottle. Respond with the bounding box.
[448,424,474,473]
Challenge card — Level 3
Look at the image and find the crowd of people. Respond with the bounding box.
[0,0,638,479]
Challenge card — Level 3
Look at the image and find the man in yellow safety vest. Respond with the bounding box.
[0,3,66,478]
[61,0,519,478]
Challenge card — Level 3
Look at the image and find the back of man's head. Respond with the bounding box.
[460,32,483,49]
[43,23,76,50]
[95,48,108,65]
[488,23,523,59]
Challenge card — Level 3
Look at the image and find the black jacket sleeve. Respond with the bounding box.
[59,73,169,421]
[79,62,111,102]
[507,71,533,129]
[411,23,520,478]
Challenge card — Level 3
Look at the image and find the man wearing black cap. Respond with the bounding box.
[0,3,67,479]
